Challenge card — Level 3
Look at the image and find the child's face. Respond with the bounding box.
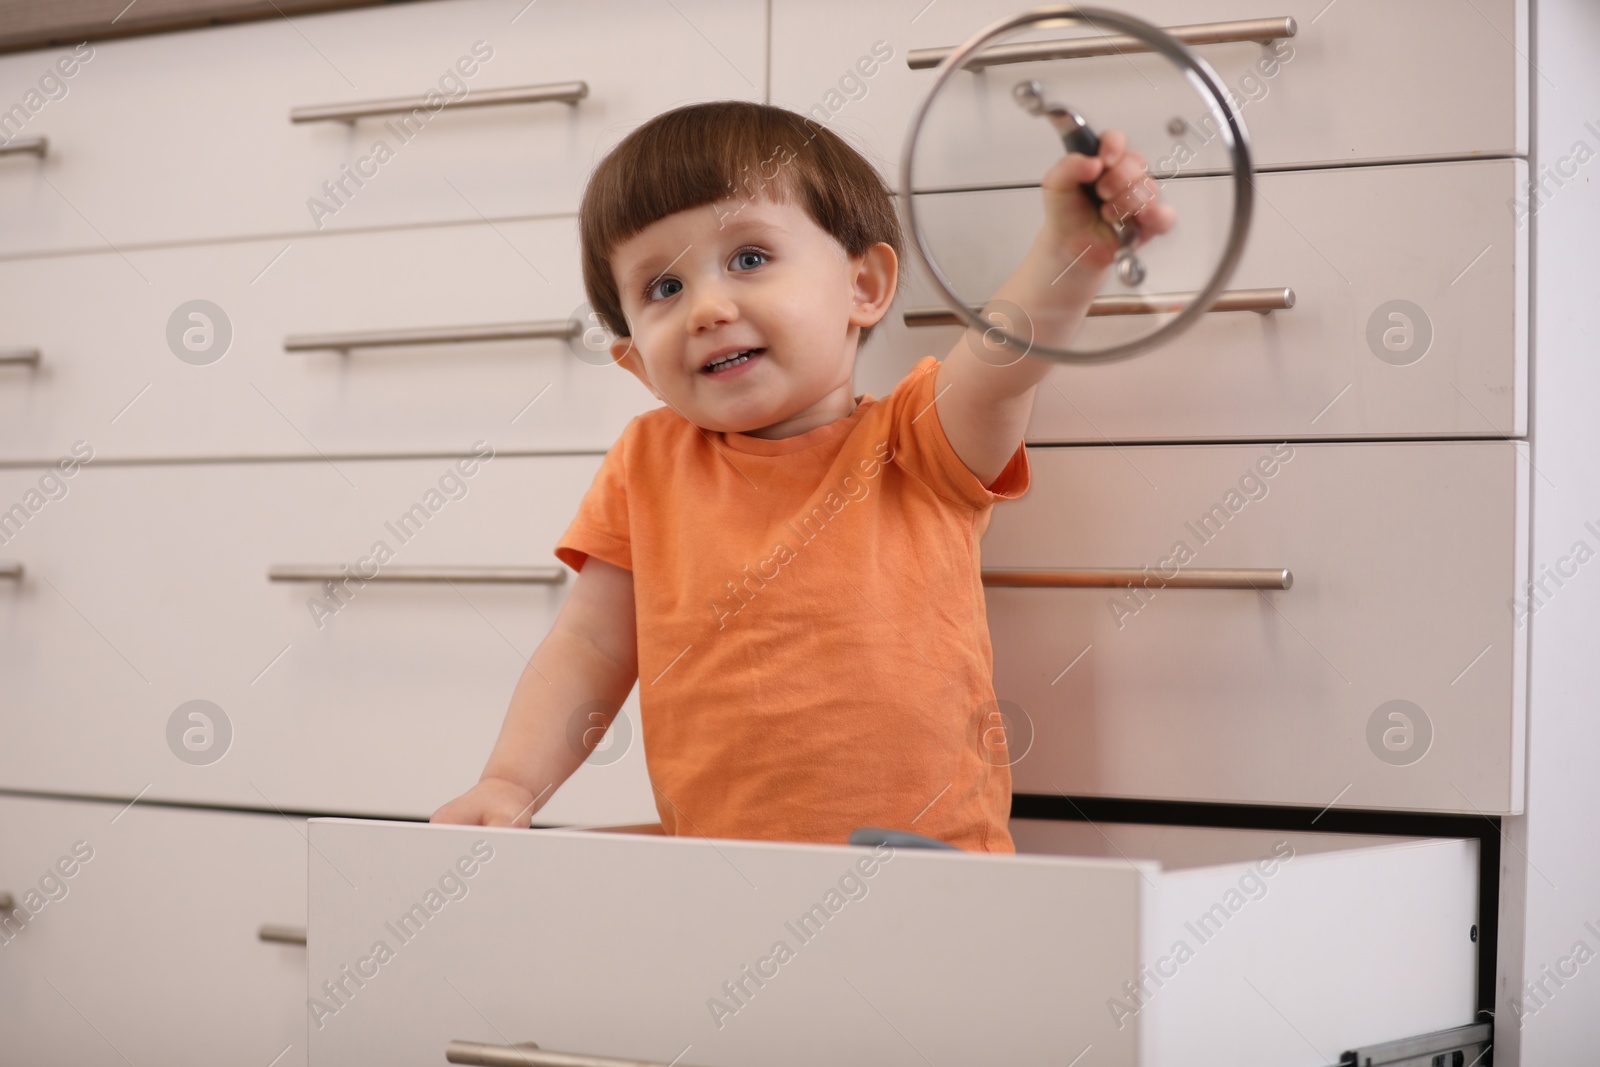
[607,192,897,439]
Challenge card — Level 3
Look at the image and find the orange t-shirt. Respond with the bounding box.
[554,355,1031,852]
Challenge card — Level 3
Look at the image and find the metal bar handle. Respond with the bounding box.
[0,563,22,582]
[0,137,47,159]
[904,287,1292,328]
[257,923,307,945]
[983,567,1292,590]
[269,565,566,586]
[908,16,1296,70]
[0,348,42,367]
[284,320,578,353]
[291,81,587,124]
[447,1040,711,1067]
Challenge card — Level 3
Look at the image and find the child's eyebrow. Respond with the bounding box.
[624,245,693,294]
[715,215,787,242]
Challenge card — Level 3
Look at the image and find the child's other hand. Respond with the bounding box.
[1040,127,1176,275]
[429,776,540,827]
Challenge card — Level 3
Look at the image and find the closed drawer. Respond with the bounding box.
[0,455,654,824]
[874,158,1527,443]
[306,816,1478,1067]
[0,794,307,1067]
[0,0,765,256]
[0,218,653,463]
[983,440,1529,814]
[771,0,1525,191]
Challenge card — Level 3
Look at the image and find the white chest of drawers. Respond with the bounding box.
[2,0,1596,1064]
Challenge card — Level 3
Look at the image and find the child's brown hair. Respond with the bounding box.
[579,101,903,351]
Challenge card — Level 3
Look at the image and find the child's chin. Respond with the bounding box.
[702,408,782,436]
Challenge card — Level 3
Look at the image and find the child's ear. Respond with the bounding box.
[848,240,898,330]
[611,337,664,401]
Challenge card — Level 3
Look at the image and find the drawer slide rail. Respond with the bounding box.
[1333,1021,1491,1067]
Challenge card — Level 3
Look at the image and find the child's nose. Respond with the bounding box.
[686,278,739,332]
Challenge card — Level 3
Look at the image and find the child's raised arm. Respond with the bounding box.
[934,128,1176,487]
[429,556,638,828]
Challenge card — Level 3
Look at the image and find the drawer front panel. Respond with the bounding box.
[0,0,766,256]
[7,159,1524,460]
[0,456,655,824]
[0,794,307,1067]
[771,0,1526,190]
[0,219,656,463]
[984,440,1528,814]
[305,818,1476,1067]
[868,159,1525,443]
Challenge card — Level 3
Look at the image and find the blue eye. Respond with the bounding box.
[643,276,681,302]
[640,248,767,303]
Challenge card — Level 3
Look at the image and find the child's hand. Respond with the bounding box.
[1040,127,1176,275]
[429,776,540,827]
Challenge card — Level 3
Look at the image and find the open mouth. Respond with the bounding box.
[703,348,765,374]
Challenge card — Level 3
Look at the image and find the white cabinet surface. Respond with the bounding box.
[984,440,1529,814]
[0,456,656,825]
[771,0,1525,189]
[306,817,1478,1067]
[876,159,1528,443]
[0,217,655,462]
[0,0,767,255]
[0,793,309,1067]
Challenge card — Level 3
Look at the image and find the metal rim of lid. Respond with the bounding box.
[899,4,1256,364]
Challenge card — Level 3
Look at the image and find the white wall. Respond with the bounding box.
[1498,1,1600,1061]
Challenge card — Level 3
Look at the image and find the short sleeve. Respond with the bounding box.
[889,356,1031,510]
[554,427,634,573]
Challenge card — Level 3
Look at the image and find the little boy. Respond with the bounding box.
[431,100,1172,851]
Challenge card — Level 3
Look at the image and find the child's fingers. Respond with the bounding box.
[1043,129,1177,239]
[428,799,466,825]
[1113,176,1160,223]
[1045,149,1103,191]
[1142,201,1178,235]
[1095,126,1128,170]
[1099,151,1172,227]
[1120,190,1177,238]
[1095,147,1149,203]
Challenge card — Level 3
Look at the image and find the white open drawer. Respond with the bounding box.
[0,793,308,1067]
[306,816,1478,1067]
